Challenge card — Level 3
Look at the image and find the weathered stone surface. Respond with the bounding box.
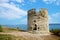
[27,8,49,34]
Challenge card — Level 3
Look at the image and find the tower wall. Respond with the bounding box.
[28,8,49,34]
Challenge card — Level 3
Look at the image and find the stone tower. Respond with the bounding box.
[28,8,49,34]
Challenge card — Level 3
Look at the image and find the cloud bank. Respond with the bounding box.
[49,12,60,24]
[0,0,27,20]
[0,0,60,24]
[43,0,60,5]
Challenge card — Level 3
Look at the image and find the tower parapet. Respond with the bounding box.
[39,8,48,18]
[28,9,36,17]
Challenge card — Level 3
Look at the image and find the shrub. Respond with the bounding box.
[0,34,16,40]
[50,29,60,36]
[0,25,3,32]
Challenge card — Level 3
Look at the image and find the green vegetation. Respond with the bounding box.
[0,25,3,32]
[50,29,60,36]
[0,34,27,40]
[3,28,19,33]
[0,34,16,40]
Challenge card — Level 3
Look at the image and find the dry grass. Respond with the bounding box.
[2,27,19,33]
[0,34,17,40]
[0,32,60,40]
[0,27,60,40]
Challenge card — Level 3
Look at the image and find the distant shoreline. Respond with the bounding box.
[0,24,60,30]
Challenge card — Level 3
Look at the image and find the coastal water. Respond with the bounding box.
[49,24,60,30]
[2,24,60,30]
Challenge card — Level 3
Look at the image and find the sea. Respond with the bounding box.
[49,24,60,30]
[2,24,60,30]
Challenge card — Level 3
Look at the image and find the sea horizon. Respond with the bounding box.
[0,23,60,30]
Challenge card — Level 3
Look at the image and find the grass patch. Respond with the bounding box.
[0,34,27,40]
[2,27,19,33]
[0,34,16,40]
[0,25,3,32]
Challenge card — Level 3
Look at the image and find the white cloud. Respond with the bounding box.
[43,0,60,5]
[10,0,25,7]
[16,0,24,3]
[0,0,24,3]
[0,3,27,20]
[10,2,16,7]
[0,0,9,3]
[44,0,56,2]
[52,13,60,17]
[29,0,36,3]
[10,0,24,3]
[49,13,60,24]
[43,0,56,4]
[56,0,60,5]
[48,15,57,24]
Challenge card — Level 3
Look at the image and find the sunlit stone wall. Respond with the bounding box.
[28,8,49,34]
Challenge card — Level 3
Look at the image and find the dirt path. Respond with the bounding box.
[0,31,50,37]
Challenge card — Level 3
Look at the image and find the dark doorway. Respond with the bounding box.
[33,24,37,30]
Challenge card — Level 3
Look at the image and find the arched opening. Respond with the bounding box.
[33,24,37,30]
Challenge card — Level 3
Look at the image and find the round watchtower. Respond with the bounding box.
[28,8,49,34]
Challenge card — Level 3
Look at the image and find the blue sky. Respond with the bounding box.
[0,0,60,25]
